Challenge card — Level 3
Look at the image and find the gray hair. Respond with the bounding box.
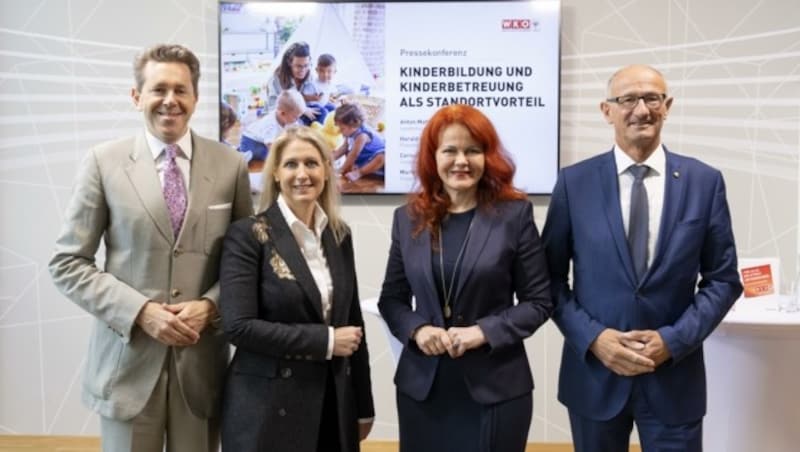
[606,64,667,97]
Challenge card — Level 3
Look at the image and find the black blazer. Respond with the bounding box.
[378,200,552,404]
[219,204,374,452]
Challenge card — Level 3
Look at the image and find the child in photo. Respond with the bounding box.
[301,53,338,126]
[220,102,242,150]
[239,89,304,161]
[333,103,385,181]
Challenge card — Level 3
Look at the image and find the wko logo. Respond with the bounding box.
[502,19,539,31]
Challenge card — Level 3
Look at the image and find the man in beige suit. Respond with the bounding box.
[49,44,252,452]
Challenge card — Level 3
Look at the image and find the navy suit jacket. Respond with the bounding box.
[378,200,552,404]
[542,147,742,424]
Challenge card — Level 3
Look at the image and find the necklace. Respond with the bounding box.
[438,215,474,319]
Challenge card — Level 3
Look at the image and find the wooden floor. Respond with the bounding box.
[338,173,385,194]
[0,436,642,452]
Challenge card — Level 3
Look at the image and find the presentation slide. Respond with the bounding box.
[220,1,560,194]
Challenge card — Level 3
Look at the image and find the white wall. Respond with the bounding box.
[0,0,798,442]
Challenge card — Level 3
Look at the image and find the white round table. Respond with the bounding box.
[360,297,404,364]
[704,295,800,451]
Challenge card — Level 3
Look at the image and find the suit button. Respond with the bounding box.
[456,315,464,322]
[170,289,181,298]
[281,368,292,378]
[278,408,287,417]
[305,355,312,360]
[173,247,182,258]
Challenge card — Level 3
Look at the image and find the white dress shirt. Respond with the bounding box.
[277,194,336,359]
[277,195,374,425]
[614,144,665,267]
[145,128,193,190]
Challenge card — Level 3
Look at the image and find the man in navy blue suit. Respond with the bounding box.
[542,64,743,452]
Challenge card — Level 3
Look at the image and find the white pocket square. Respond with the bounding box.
[208,202,232,211]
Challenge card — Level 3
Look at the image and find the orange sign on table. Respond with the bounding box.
[741,264,774,298]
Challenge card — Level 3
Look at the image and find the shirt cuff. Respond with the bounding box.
[326,326,334,360]
[358,417,374,424]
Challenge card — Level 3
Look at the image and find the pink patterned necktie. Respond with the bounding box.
[162,144,187,239]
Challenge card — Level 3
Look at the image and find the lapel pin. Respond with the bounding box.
[673,171,680,179]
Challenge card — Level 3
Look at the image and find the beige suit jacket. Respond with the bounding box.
[49,131,253,420]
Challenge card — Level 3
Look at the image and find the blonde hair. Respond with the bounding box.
[277,89,306,115]
[258,126,348,243]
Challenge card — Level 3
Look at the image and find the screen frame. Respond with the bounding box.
[217,0,562,195]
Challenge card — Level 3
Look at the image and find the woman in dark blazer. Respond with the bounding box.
[219,126,374,452]
[378,104,553,452]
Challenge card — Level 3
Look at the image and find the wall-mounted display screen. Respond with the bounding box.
[219,1,560,194]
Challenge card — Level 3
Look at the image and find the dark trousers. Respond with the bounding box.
[301,102,336,126]
[239,135,268,160]
[569,382,703,452]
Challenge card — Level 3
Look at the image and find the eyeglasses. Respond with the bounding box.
[606,93,667,109]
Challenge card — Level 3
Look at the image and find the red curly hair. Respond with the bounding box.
[408,104,525,239]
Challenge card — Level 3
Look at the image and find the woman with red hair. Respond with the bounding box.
[378,104,553,451]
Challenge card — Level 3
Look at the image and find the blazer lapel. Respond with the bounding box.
[453,207,494,303]
[321,229,347,326]
[409,229,443,325]
[650,148,686,272]
[180,132,216,244]
[265,204,324,322]
[124,133,173,243]
[598,151,638,286]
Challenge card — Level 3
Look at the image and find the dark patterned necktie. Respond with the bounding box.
[163,144,187,239]
[628,165,650,282]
